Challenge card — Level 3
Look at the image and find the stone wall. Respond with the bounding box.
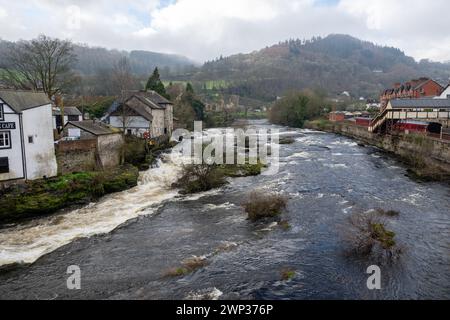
[55,139,98,175]
[97,134,124,169]
[306,121,450,179]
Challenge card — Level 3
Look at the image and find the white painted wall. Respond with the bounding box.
[438,87,450,99]
[22,104,57,179]
[53,114,82,129]
[0,101,24,181]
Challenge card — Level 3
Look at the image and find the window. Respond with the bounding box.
[68,115,80,122]
[0,104,4,121]
[0,157,9,173]
[28,135,34,144]
[0,131,11,149]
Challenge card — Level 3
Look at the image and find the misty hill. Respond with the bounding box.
[0,40,197,77]
[73,46,197,76]
[192,34,450,100]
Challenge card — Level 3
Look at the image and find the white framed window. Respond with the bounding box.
[0,131,11,149]
[0,104,4,121]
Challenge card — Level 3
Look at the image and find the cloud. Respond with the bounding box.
[0,0,448,62]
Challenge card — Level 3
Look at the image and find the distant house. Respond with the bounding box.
[329,111,345,122]
[53,106,82,130]
[63,120,123,169]
[0,90,57,183]
[380,78,444,109]
[105,91,173,138]
[436,84,450,99]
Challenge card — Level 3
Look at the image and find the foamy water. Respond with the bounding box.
[0,150,186,267]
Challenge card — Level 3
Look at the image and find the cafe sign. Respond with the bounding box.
[0,122,16,130]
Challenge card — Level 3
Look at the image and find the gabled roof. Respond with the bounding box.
[53,106,82,116]
[123,90,172,107]
[0,90,51,113]
[66,120,121,136]
[413,78,443,90]
[112,102,154,121]
[390,98,450,109]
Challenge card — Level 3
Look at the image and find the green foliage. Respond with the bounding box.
[174,164,227,194]
[280,268,296,281]
[145,67,169,98]
[268,90,326,128]
[343,211,402,260]
[0,165,139,224]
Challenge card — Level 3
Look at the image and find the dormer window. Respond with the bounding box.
[0,104,4,121]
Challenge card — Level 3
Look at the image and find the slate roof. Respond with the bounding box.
[53,106,82,116]
[0,90,51,113]
[66,121,121,136]
[106,90,172,121]
[390,98,450,109]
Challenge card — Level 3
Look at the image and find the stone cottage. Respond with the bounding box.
[61,120,124,172]
[105,91,173,138]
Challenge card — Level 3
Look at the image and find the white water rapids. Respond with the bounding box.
[0,149,186,267]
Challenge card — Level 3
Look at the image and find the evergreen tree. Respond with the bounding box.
[145,67,169,98]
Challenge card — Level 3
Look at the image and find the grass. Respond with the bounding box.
[278,220,292,230]
[164,256,209,278]
[243,191,287,221]
[0,165,139,224]
[342,211,402,261]
[280,268,296,281]
[279,137,296,145]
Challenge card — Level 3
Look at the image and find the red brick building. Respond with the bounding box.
[380,78,444,109]
[329,112,345,122]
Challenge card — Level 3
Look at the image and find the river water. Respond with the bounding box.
[0,120,449,299]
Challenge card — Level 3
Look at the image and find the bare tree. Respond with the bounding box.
[111,57,135,133]
[0,35,77,99]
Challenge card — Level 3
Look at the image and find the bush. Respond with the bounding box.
[342,211,402,261]
[280,268,296,281]
[164,256,209,278]
[243,192,287,221]
[174,164,227,194]
[279,137,296,145]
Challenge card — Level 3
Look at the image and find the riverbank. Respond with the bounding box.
[305,119,450,182]
[0,164,139,225]
[0,137,178,226]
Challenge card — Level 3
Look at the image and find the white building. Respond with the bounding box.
[437,84,450,99]
[105,91,173,138]
[0,90,57,183]
[53,106,82,130]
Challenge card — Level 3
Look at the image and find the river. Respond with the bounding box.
[0,120,449,299]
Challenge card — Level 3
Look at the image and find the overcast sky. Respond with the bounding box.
[0,0,449,63]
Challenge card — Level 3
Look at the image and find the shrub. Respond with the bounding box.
[164,256,209,278]
[243,192,287,221]
[342,211,402,261]
[174,164,227,194]
[280,268,296,281]
[279,137,296,145]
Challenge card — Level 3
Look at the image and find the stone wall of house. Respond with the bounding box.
[55,139,98,175]
[97,133,124,169]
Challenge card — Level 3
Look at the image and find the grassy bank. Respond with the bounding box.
[0,164,139,225]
